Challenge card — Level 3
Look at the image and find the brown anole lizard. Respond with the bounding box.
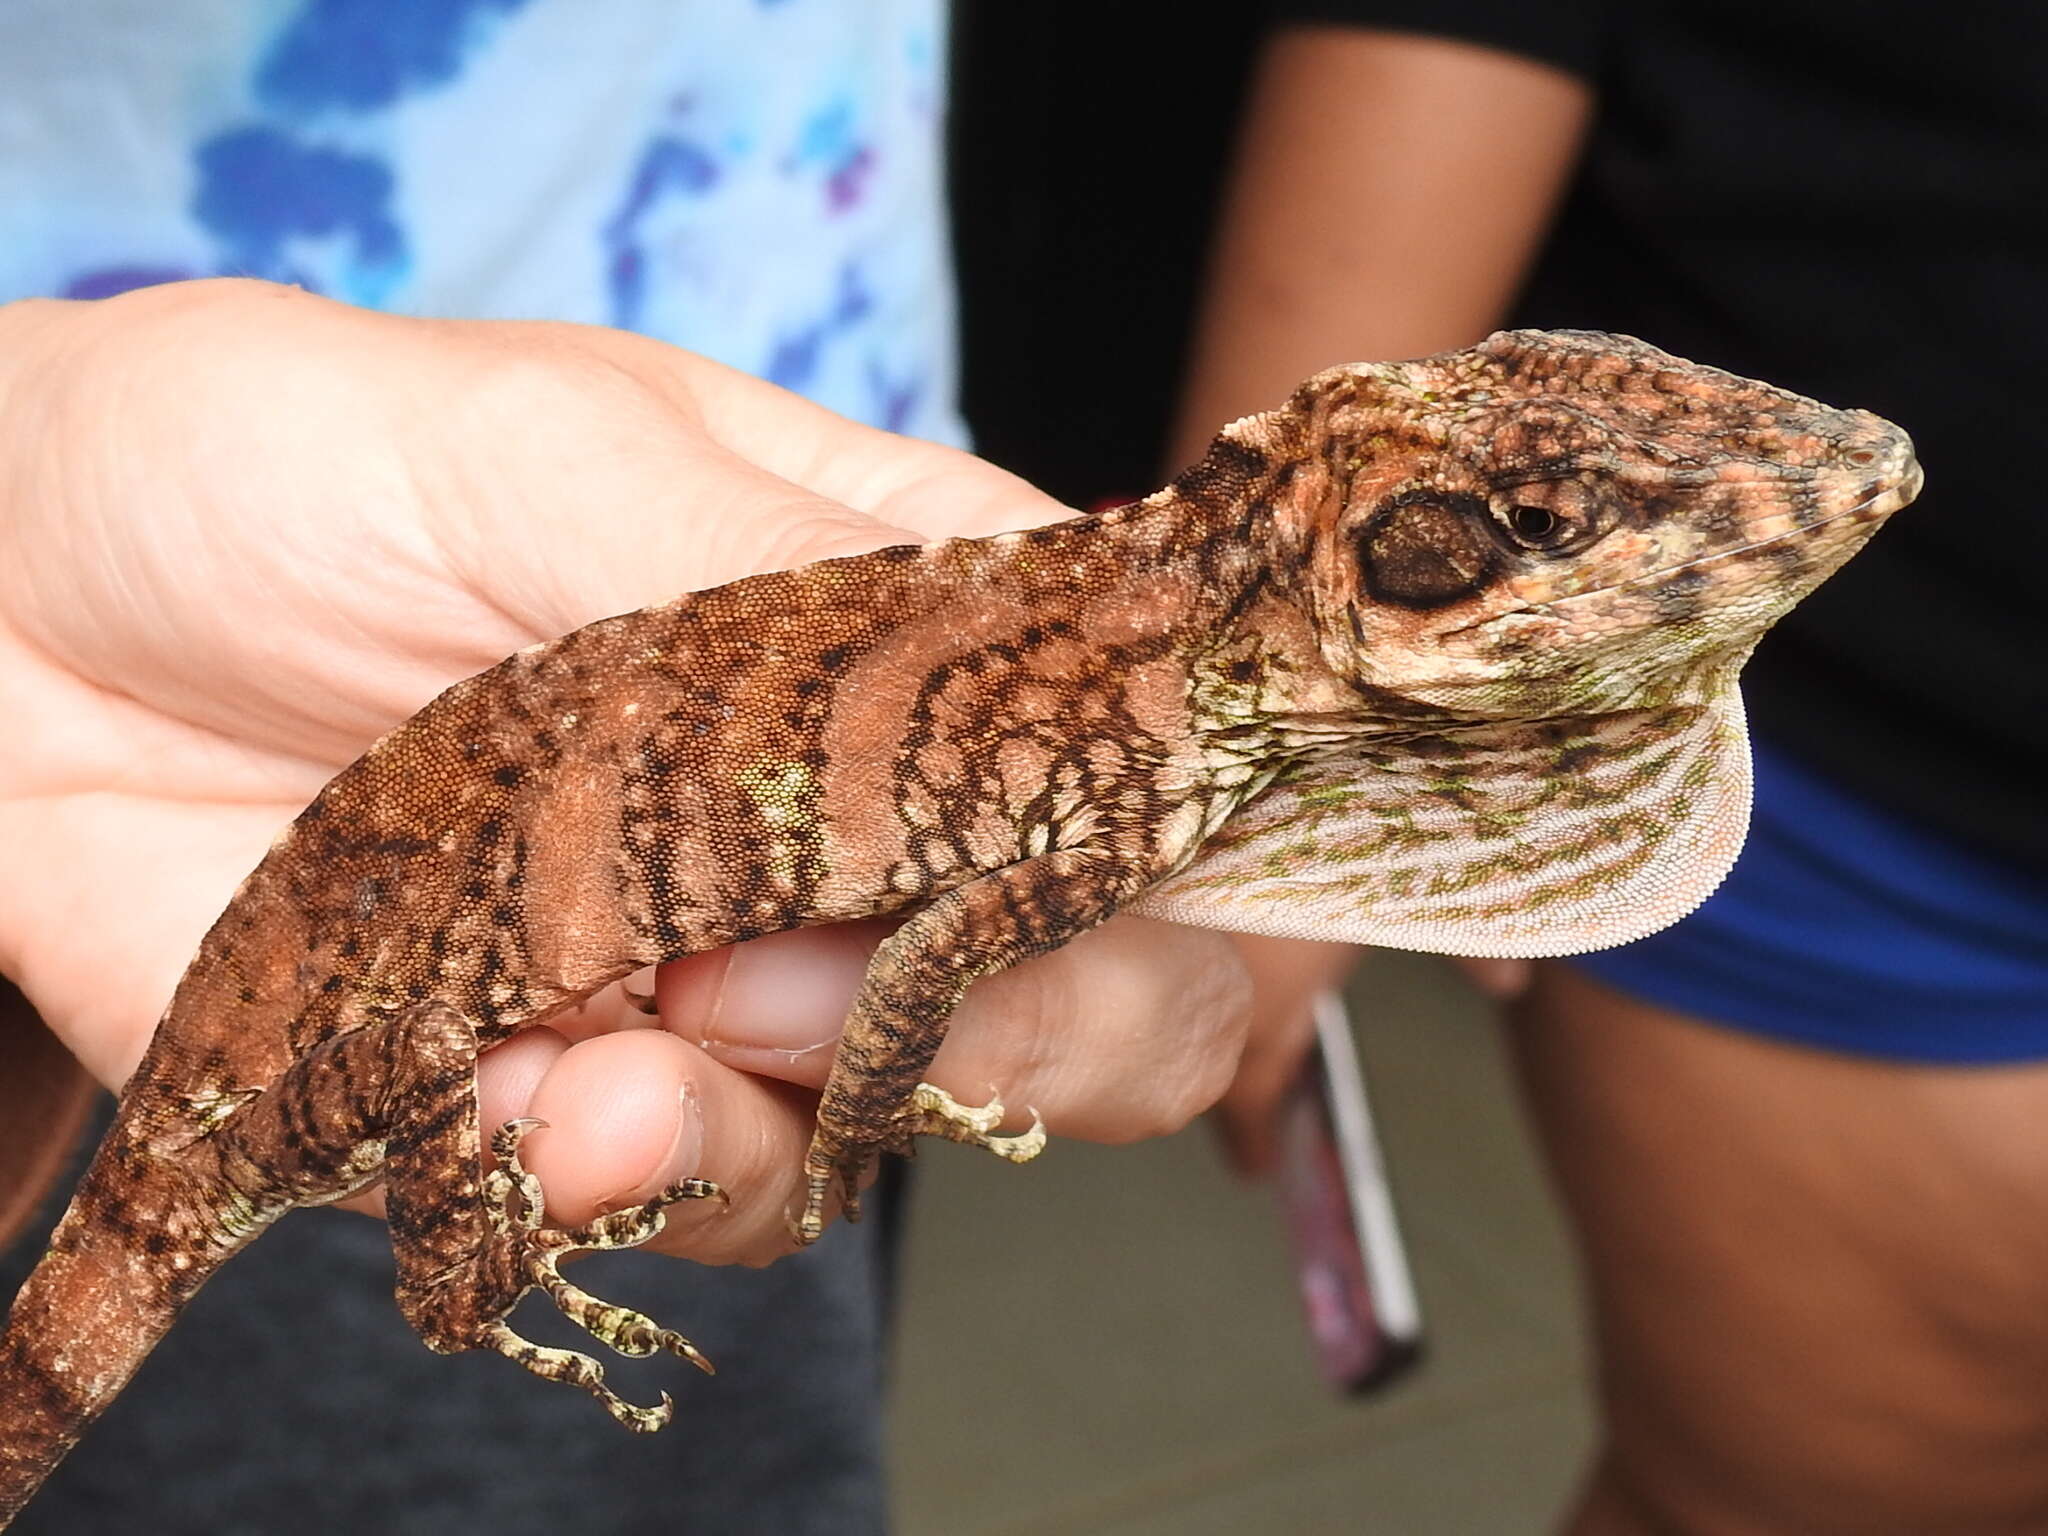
[0,330,1919,1523]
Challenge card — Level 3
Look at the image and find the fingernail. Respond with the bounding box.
[693,929,871,1062]
[598,1075,703,1214]
[707,933,863,1050]
[669,1075,705,1175]
[661,947,734,1040]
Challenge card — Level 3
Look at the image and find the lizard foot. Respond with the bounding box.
[897,1082,1047,1163]
[794,1084,1044,1246]
[480,1117,729,1431]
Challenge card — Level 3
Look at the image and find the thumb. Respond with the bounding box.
[420,322,931,639]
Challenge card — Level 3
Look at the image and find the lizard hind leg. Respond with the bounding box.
[475,1117,727,1431]
[378,1003,725,1433]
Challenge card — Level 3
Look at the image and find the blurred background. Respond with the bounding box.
[948,3,1265,509]
[892,952,1592,1535]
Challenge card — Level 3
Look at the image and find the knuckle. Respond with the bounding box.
[1069,928,1253,1142]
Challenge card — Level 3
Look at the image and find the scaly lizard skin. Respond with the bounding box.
[0,331,1918,1522]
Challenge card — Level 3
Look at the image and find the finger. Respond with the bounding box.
[477,1024,823,1267]
[437,409,932,641]
[568,324,1077,543]
[1209,936,1357,1176]
[540,325,1089,561]
[545,968,663,1042]
[1232,935,1360,1034]
[1210,1005,1318,1179]
[673,915,1257,1146]
[1455,956,1534,1000]
[655,920,889,1083]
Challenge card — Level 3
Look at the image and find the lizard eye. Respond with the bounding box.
[1488,482,1601,554]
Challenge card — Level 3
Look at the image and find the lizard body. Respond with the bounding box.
[0,331,1918,1522]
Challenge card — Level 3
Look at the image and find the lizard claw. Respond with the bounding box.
[490,1116,549,1162]
[619,967,660,1016]
[902,1083,1048,1164]
[985,1106,1048,1164]
[478,1117,726,1424]
[792,1146,864,1246]
[791,1084,1049,1246]
[484,1118,550,1230]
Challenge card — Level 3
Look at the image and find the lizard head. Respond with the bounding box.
[1264,329,1920,720]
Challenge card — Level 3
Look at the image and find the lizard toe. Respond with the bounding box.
[899,1083,1048,1165]
[479,1321,678,1432]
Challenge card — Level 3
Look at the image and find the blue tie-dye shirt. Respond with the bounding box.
[0,0,963,444]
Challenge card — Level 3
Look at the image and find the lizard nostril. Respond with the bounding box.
[1843,447,1879,467]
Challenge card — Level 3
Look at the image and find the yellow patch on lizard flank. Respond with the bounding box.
[736,759,821,885]
[736,760,818,827]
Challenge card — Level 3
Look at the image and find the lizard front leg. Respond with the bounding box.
[219,1001,725,1431]
[796,847,1161,1244]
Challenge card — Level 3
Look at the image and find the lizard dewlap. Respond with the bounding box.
[0,330,1917,1525]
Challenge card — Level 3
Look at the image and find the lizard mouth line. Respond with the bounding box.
[1492,479,1908,625]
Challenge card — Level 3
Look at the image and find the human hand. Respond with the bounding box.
[1457,958,1533,1000]
[0,278,1338,1264]
[1205,937,1358,1177]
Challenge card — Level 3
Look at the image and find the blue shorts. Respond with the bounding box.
[1572,736,2048,1064]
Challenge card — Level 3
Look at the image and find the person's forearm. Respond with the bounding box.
[1167,25,1592,469]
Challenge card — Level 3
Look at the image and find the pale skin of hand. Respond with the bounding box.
[0,276,1339,1267]
[1171,27,1591,1171]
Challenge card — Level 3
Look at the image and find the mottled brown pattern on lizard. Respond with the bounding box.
[0,331,1919,1524]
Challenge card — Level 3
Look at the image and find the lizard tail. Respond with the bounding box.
[0,1130,255,1528]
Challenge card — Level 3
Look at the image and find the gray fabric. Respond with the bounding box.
[2,1107,896,1535]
